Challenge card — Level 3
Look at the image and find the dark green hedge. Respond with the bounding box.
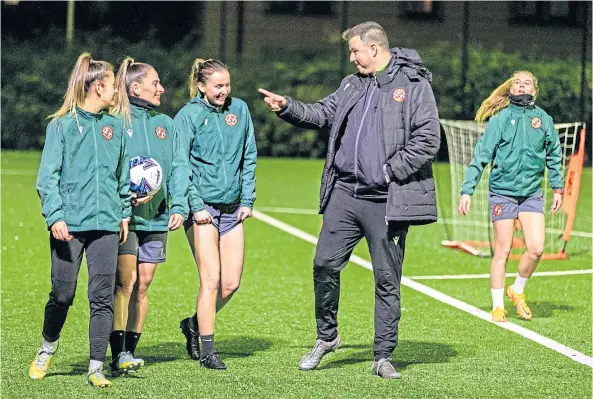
[2,30,591,157]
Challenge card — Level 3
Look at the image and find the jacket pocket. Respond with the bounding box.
[64,183,81,225]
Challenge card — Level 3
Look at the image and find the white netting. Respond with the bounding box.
[440,119,585,258]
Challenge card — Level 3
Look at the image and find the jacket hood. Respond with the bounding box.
[387,47,432,83]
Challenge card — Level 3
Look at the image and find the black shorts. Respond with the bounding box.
[118,231,168,264]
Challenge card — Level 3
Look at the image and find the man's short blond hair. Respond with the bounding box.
[342,21,389,49]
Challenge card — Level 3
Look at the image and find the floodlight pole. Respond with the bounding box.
[460,2,470,118]
[66,0,74,49]
[579,2,589,123]
[339,1,348,81]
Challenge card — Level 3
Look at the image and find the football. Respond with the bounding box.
[129,156,163,197]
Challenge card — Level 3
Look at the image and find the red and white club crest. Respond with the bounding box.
[393,88,406,102]
[155,126,167,140]
[101,126,113,140]
[531,117,542,129]
[492,204,503,217]
[225,113,238,126]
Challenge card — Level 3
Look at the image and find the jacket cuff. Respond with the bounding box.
[382,164,394,184]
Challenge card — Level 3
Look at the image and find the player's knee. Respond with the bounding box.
[50,289,75,308]
[221,281,240,298]
[200,275,220,293]
[114,279,134,297]
[89,277,114,305]
[313,254,345,273]
[493,245,511,260]
[527,245,544,260]
[50,280,76,308]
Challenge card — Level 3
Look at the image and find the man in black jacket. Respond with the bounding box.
[259,21,440,379]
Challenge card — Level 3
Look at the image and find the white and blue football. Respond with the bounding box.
[129,156,163,197]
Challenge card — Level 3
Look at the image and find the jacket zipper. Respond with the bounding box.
[92,119,100,230]
[214,114,228,200]
[521,111,526,193]
[353,78,377,196]
[142,112,153,230]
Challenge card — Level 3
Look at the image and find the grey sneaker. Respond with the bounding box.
[372,358,401,379]
[110,351,144,376]
[298,336,341,371]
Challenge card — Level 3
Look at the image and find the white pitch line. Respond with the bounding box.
[253,209,593,368]
[1,169,37,176]
[408,269,593,280]
[255,206,593,239]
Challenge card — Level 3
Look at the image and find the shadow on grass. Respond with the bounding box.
[520,302,575,318]
[47,336,273,378]
[317,340,457,371]
[479,302,575,318]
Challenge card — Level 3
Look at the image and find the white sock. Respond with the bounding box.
[89,360,103,373]
[41,338,58,354]
[491,288,504,310]
[513,274,529,294]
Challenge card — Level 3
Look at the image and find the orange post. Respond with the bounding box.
[560,128,586,244]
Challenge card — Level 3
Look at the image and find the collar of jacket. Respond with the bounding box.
[75,106,104,120]
[190,95,228,113]
[508,103,535,113]
[129,96,156,111]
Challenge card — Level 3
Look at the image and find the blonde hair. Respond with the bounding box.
[188,58,228,99]
[111,56,154,128]
[475,70,539,122]
[342,21,389,49]
[48,52,113,119]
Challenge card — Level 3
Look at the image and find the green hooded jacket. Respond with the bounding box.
[121,103,190,232]
[174,96,257,212]
[36,108,131,232]
[461,104,563,197]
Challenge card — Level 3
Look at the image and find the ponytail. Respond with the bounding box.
[112,57,135,128]
[188,57,228,99]
[48,53,113,119]
[111,56,154,128]
[475,70,539,123]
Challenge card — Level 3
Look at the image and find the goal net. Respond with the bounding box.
[439,119,587,260]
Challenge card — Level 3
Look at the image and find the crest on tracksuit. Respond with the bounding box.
[102,126,113,140]
[225,113,238,126]
[531,117,542,129]
[155,126,167,139]
[392,88,406,102]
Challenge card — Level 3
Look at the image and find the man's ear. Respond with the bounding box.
[371,44,378,57]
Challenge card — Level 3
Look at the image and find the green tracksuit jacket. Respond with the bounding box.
[122,104,190,231]
[461,104,563,197]
[174,96,257,213]
[36,108,131,232]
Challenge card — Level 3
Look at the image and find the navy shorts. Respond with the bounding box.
[118,231,168,263]
[488,190,544,222]
[184,203,242,236]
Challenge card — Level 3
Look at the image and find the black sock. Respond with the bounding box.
[201,334,214,355]
[109,330,125,359]
[190,312,199,331]
[125,331,141,356]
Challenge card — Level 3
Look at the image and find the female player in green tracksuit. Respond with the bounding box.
[109,57,190,375]
[30,53,131,388]
[459,70,563,322]
[174,58,257,370]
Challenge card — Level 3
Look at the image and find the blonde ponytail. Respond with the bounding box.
[48,53,113,119]
[188,58,228,99]
[112,57,135,128]
[475,70,539,123]
[110,57,154,129]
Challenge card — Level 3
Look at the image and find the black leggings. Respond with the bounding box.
[42,231,119,362]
